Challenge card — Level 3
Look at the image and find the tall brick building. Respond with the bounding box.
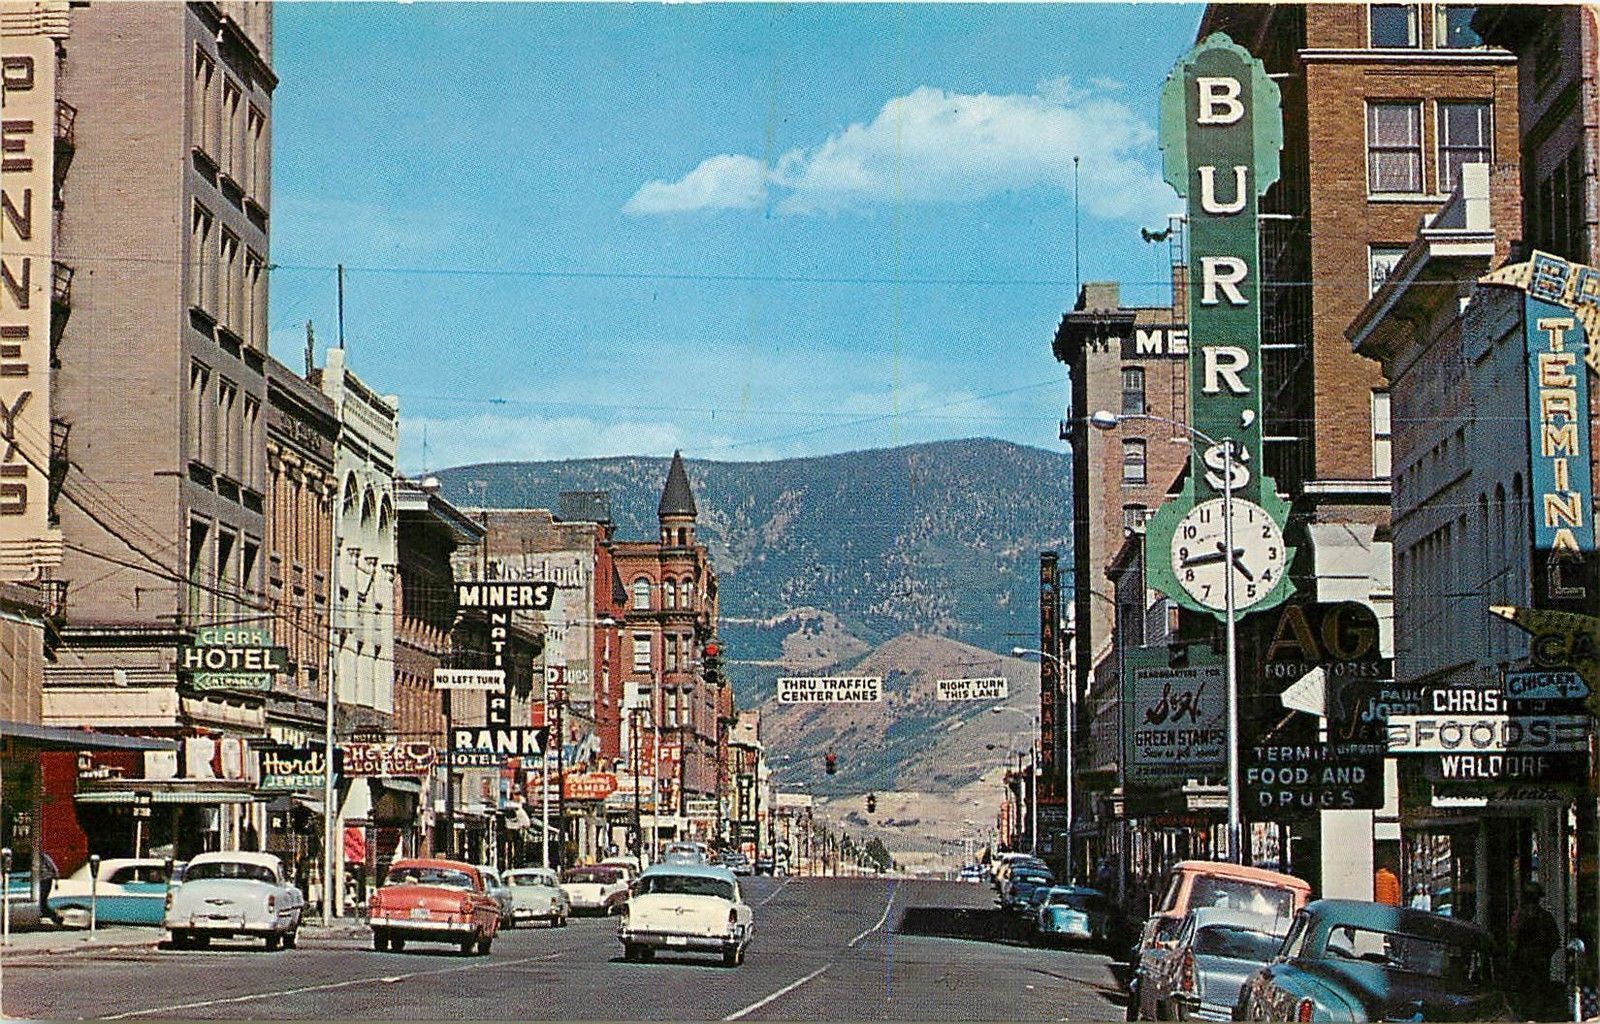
[611,453,724,841]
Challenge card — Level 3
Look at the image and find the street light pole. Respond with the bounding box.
[1089,410,1245,866]
[1012,647,1075,879]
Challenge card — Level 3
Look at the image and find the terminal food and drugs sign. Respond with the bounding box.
[1124,647,1226,782]
[180,627,287,692]
[1245,742,1382,818]
[777,676,882,704]
[935,677,1008,701]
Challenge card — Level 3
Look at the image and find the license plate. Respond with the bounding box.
[666,935,688,946]
[410,908,430,920]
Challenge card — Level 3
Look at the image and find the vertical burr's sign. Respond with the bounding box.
[0,39,64,579]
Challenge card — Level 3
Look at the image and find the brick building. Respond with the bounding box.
[610,452,723,843]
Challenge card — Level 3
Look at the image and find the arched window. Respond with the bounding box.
[681,579,695,608]
[677,527,687,546]
[632,578,651,610]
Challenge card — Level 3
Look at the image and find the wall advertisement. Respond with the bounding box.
[1124,647,1226,783]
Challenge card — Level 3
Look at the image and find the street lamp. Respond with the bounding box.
[1012,646,1075,880]
[1089,409,1244,865]
[989,705,1039,856]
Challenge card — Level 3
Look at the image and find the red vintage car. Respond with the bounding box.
[367,858,500,955]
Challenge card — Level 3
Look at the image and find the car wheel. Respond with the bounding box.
[476,936,492,956]
[459,937,475,956]
[623,942,639,961]
[284,928,298,950]
[265,934,282,951]
[192,934,210,949]
[723,947,740,968]
[373,932,390,952]
[170,930,190,950]
[638,945,654,962]
[391,937,405,952]
[502,914,515,930]
[1125,983,1139,1022]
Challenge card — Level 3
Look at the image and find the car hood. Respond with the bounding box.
[1301,960,1507,1021]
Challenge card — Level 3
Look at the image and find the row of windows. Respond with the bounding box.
[630,576,697,610]
[1366,99,1491,197]
[189,202,267,347]
[188,359,263,490]
[186,516,262,621]
[630,632,699,674]
[1368,4,1483,50]
[191,46,268,205]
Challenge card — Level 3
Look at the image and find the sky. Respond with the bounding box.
[266,3,1204,473]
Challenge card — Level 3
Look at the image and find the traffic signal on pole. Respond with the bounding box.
[824,752,837,775]
[866,794,876,814]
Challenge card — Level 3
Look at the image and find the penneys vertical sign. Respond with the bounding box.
[0,38,64,580]
[1144,33,1293,616]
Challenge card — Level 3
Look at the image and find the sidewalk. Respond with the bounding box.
[0,918,371,957]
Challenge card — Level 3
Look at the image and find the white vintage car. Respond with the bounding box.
[164,851,305,950]
[618,863,753,966]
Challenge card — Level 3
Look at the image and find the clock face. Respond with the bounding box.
[1169,498,1286,611]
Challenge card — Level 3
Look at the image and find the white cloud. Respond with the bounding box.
[625,81,1174,224]
[623,154,769,214]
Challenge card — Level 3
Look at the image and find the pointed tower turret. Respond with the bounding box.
[658,450,698,547]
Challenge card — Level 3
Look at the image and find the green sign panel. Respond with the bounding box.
[1145,33,1294,618]
[181,626,282,692]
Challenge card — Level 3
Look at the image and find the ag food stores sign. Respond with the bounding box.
[1124,647,1226,784]
[455,581,555,727]
[1144,33,1293,618]
[179,627,287,692]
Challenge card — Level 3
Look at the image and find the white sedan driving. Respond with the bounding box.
[163,851,304,950]
[618,863,753,966]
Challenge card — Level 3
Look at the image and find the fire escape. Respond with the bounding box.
[48,98,75,528]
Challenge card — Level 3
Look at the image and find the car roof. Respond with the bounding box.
[1188,907,1292,934]
[388,858,480,878]
[1304,898,1491,941]
[1171,860,1312,891]
[187,851,283,870]
[639,862,739,882]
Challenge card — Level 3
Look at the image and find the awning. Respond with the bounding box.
[0,721,178,752]
[373,777,423,795]
[76,789,260,805]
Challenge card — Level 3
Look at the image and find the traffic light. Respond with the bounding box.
[702,641,724,687]
[824,752,837,775]
[866,793,877,814]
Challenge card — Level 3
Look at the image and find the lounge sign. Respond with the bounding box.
[341,741,436,777]
[180,627,286,692]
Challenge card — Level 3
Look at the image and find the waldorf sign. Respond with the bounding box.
[777,676,882,703]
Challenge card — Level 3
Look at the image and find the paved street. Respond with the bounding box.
[1,878,1122,1021]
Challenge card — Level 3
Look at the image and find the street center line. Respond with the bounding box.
[755,877,792,908]
[721,963,832,1021]
[99,951,564,1019]
[846,881,897,948]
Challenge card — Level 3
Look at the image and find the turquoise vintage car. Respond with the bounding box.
[50,857,186,925]
[1034,886,1116,948]
[1236,899,1512,1022]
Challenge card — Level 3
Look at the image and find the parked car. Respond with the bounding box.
[51,857,184,926]
[367,858,499,955]
[503,867,569,927]
[662,842,710,866]
[1236,899,1511,1022]
[720,851,753,876]
[1135,861,1309,960]
[562,864,630,915]
[754,855,776,876]
[993,854,1048,894]
[618,862,753,967]
[163,852,304,950]
[1002,867,1055,912]
[475,865,516,929]
[602,854,646,876]
[958,864,987,884]
[1034,886,1117,948]
[1134,907,1290,1021]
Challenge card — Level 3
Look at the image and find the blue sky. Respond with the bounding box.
[267,3,1203,472]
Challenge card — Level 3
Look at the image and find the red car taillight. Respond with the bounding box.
[459,896,473,915]
[728,908,738,925]
[1179,950,1195,993]
[266,895,276,912]
[1295,997,1315,1022]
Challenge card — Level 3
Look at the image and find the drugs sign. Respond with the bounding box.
[1245,743,1383,818]
[777,676,882,703]
[935,677,1008,701]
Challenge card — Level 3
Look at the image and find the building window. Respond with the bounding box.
[221,77,241,180]
[187,518,210,619]
[242,538,259,597]
[682,579,694,608]
[1121,366,1146,415]
[243,251,264,349]
[663,580,677,610]
[1367,102,1423,194]
[1434,5,1483,48]
[1122,438,1147,484]
[219,230,240,332]
[216,378,238,480]
[1369,4,1419,47]
[1437,101,1491,194]
[243,396,261,490]
[1372,390,1392,478]
[1368,244,1408,296]
[1123,504,1149,532]
[632,634,652,673]
[631,577,651,610]
[189,203,214,312]
[216,528,236,604]
[188,361,210,464]
[190,49,215,155]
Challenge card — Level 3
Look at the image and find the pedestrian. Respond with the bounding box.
[38,851,63,925]
[1509,881,1561,1020]
[1373,864,1400,906]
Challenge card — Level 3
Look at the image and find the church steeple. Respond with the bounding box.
[658,450,697,547]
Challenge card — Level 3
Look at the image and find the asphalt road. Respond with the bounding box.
[1,877,1125,1021]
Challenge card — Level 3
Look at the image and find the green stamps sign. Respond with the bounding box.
[1145,33,1294,618]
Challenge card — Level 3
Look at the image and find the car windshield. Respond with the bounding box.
[1189,877,1297,919]
[184,861,277,885]
[1323,924,1492,985]
[385,866,475,890]
[635,874,736,901]
[505,871,557,888]
[564,867,621,884]
[1048,891,1107,911]
[1195,924,1283,961]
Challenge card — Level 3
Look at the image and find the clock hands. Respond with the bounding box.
[1180,541,1256,581]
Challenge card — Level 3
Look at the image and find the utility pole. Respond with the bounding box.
[321,481,342,926]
